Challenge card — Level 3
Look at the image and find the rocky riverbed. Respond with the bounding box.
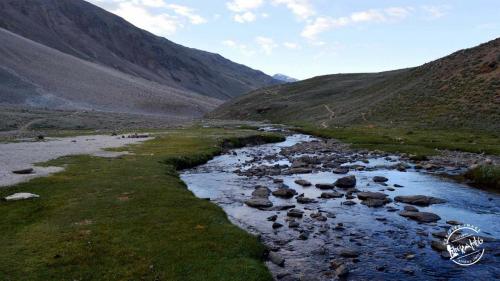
[181,131,500,280]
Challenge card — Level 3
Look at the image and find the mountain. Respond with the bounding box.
[273,74,299,83]
[0,0,279,101]
[211,38,500,132]
[0,28,219,117]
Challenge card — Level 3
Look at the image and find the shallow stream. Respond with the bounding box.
[181,133,499,280]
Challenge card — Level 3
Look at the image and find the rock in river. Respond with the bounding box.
[394,195,446,206]
[245,186,273,208]
[296,195,316,204]
[339,248,360,258]
[399,211,441,223]
[361,198,391,208]
[294,179,312,187]
[332,168,349,174]
[373,176,388,183]
[272,188,297,198]
[252,186,271,197]
[357,191,391,207]
[287,209,304,218]
[335,264,349,277]
[335,175,356,188]
[404,205,419,212]
[315,183,335,189]
[245,198,273,208]
[357,191,388,200]
[269,251,285,267]
[320,191,344,199]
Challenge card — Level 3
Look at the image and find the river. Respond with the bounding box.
[181,132,499,280]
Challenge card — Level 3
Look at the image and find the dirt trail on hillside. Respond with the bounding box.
[320,104,335,128]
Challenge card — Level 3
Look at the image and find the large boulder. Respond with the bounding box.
[399,211,441,223]
[335,175,356,188]
[394,195,446,206]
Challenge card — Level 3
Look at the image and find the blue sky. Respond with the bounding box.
[88,0,500,79]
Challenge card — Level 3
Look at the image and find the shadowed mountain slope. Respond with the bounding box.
[211,38,500,132]
[0,0,278,100]
[0,28,219,117]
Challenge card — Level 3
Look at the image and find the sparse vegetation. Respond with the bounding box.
[465,165,500,190]
[0,128,282,280]
[295,125,500,157]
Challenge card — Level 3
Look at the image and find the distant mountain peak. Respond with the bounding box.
[273,74,299,83]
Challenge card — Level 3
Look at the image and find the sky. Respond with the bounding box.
[88,0,500,80]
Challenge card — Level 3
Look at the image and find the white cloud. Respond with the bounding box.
[88,1,206,36]
[385,7,412,19]
[301,7,412,39]
[112,2,180,36]
[222,40,237,47]
[350,10,385,23]
[222,39,256,56]
[422,5,449,19]
[227,0,264,12]
[139,0,166,8]
[256,36,278,55]
[272,0,315,20]
[234,12,257,23]
[283,42,300,49]
[167,4,206,24]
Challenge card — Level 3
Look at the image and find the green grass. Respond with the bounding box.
[465,165,500,190]
[0,128,283,281]
[295,125,500,157]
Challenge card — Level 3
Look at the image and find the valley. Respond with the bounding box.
[0,0,498,280]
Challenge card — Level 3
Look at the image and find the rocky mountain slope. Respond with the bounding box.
[0,28,219,117]
[211,38,500,132]
[0,0,278,100]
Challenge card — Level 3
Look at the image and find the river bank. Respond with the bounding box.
[0,127,282,280]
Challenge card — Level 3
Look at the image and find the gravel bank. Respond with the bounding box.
[0,135,151,187]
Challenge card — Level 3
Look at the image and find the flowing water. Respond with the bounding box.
[181,133,500,280]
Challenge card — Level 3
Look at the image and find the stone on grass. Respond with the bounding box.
[4,193,40,201]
